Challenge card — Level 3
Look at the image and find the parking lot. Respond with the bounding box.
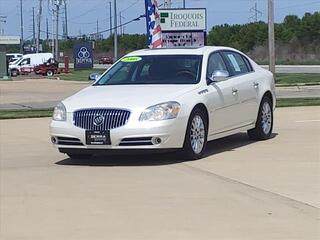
[0,106,319,240]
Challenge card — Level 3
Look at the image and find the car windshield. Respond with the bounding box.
[94,55,202,85]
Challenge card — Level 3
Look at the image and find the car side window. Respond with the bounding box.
[222,51,249,76]
[207,52,227,77]
[19,58,30,65]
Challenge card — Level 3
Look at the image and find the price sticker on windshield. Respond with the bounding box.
[121,56,142,63]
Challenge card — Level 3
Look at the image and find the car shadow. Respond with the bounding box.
[55,132,278,167]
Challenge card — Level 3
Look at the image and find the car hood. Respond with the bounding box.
[63,84,200,112]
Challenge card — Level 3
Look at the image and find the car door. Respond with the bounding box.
[206,52,242,134]
[221,51,259,126]
[19,58,31,69]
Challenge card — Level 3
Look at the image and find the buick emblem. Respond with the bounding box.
[93,115,104,126]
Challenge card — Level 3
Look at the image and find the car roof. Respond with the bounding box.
[127,46,239,56]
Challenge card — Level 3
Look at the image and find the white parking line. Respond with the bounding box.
[295,120,320,123]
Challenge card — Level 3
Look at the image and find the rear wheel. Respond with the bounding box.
[181,109,208,160]
[67,154,92,160]
[248,96,273,140]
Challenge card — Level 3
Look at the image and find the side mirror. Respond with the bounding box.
[88,73,101,81]
[207,70,229,84]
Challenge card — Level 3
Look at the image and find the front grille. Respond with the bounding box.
[73,109,130,130]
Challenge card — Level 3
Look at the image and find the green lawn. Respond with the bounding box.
[275,74,320,85]
[58,69,106,81]
[0,109,53,119]
[276,98,320,107]
[57,70,320,86]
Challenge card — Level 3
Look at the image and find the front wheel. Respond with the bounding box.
[46,70,54,77]
[181,109,208,160]
[248,96,273,140]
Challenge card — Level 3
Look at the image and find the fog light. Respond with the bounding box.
[51,136,58,144]
[151,137,162,145]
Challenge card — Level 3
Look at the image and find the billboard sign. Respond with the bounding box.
[162,31,205,47]
[0,36,20,45]
[73,43,93,69]
[159,8,206,31]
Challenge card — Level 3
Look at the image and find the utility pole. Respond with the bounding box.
[268,0,275,75]
[96,19,99,39]
[46,18,49,40]
[20,0,24,53]
[32,8,36,44]
[64,0,68,38]
[109,1,112,37]
[36,0,43,53]
[113,0,118,60]
[119,12,122,36]
[54,0,61,60]
[249,1,262,22]
[0,16,6,35]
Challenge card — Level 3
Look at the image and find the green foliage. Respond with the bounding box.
[207,12,320,52]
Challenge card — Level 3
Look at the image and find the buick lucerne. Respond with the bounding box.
[50,46,276,160]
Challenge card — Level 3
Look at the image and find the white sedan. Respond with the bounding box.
[50,46,275,160]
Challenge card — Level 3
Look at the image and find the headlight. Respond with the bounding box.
[139,102,181,121]
[52,102,67,121]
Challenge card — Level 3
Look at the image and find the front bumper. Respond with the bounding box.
[50,112,188,150]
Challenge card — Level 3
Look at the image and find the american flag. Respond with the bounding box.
[145,0,162,48]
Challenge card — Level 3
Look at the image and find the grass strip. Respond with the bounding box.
[0,108,53,120]
[276,98,320,107]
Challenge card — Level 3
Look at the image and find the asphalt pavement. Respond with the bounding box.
[0,107,319,239]
[1,78,319,110]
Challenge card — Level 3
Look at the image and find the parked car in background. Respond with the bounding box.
[34,58,59,76]
[9,52,53,76]
[6,53,22,63]
[98,56,113,64]
[50,46,276,160]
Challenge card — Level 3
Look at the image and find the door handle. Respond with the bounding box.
[253,82,259,89]
[232,88,238,95]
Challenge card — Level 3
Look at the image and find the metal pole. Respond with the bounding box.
[183,0,186,8]
[119,12,122,36]
[268,0,275,75]
[36,0,42,53]
[46,18,49,40]
[55,2,59,60]
[20,0,24,53]
[32,7,36,45]
[96,19,99,39]
[113,0,118,60]
[64,0,68,38]
[109,1,112,37]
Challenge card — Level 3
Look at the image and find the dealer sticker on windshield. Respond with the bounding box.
[121,56,142,63]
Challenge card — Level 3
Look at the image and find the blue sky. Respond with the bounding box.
[0,0,319,39]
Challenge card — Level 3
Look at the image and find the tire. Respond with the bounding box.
[11,69,18,77]
[67,154,92,160]
[46,70,54,77]
[248,96,273,140]
[181,108,208,160]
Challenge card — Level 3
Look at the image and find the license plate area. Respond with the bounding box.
[85,130,111,145]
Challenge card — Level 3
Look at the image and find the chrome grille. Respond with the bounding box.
[73,109,130,130]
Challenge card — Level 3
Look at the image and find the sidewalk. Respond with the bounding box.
[1,78,319,110]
